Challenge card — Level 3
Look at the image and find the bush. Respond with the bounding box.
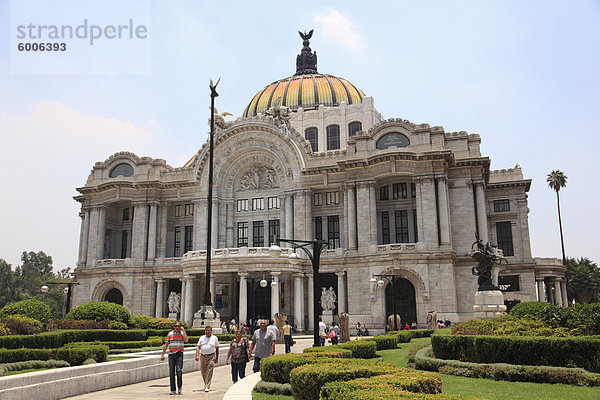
[320,371,444,399]
[0,299,53,324]
[254,381,293,396]
[262,352,353,383]
[509,302,600,335]
[129,315,180,330]
[0,359,70,377]
[108,320,128,330]
[302,346,353,358]
[65,301,130,324]
[46,319,112,330]
[369,335,399,350]
[0,315,43,335]
[63,338,163,350]
[0,323,10,336]
[0,329,148,349]
[431,335,600,372]
[451,315,575,337]
[0,345,108,365]
[289,359,399,400]
[339,340,378,358]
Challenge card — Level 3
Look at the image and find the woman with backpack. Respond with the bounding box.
[226,330,250,383]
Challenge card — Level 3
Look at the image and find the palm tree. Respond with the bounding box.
[547,170,567,265]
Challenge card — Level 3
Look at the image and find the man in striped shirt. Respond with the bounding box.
[161,322,189,395]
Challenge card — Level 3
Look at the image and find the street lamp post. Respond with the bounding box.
[371,274,399,332]
[269,238,329,348]
[41,282,80,319]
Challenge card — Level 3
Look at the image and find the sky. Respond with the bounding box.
[0,0,598,271]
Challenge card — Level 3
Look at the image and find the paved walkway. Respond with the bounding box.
[64,337,317,400]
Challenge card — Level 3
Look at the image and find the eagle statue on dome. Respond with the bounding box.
[296,29,317,75]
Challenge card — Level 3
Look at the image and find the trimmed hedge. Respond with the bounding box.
[46,319,112,330]
[432,334,600,372]
[451,315,576,337]
[289,359,399,400]
[0,323,10,336]
[262,352,352,383]
[63,338,163,350]
[0,329,148,349]
[389,330,435,343]
[302,340,377,359]
[302,346,353,358]
[0,316,43,335]
[253,381,293,396]
[66,301,130,324]
[367,335,399,350]
[320,372,447,400]
[0,359,70,376]
[0,299,53,324]
[0,344,108,365]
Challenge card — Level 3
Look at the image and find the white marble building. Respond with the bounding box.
[72,35,567,331]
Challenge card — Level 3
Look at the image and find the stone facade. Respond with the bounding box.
[72,58,567,332]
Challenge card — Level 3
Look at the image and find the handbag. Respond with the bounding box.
[328,330,336,339]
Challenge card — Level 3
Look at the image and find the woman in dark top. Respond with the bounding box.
[226,330,250,383]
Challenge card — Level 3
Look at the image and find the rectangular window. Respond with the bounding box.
[381,211,390,244]
[327,215,340,249]
[305,127,318,152]
[120,230,128,258]
[237,199,249,212]
[380,186,389,201]
[314,193,323,206]
[175,205,182,217]
[237,222,248,247]
[411,183,416,199]
[252,198,264,211]
[267,196,280,210]
[184,226,193,252]
[496,221,514,256]
[413,209,418,242]
[174,226,181,257]
[395,210,409,243]
[253,221,265,247]
[393,183,408,199]
[327,125,340,150]
[494,199,511,212]
[184,203,194,216]
[122,208,130,221]
[325,192,339,205]
[498,275,520,292]
[268,219,280,245]
[315,216,323,240]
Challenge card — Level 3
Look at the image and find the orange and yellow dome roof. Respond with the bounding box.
[243,74,366,118]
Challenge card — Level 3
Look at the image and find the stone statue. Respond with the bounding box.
[387,314,401,331]
[469,239,507,291]
[427,311,437,329]
[239,166,279,191]
[339,312,350,343]
[266,105,291,131]
[167,292,181,314]
[274,313,287,342]
[208,107,233,130]
[320,286,337,311]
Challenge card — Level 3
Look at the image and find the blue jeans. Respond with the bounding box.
[168,351,184,392]
[231,361,246,382]
[253,356,262,373]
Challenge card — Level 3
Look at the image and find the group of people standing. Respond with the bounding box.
[160,319,281,395]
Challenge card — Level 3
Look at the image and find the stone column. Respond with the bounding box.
[158,202,168,259]
[437,178,451,245]
[554,278,563,306]
[86,206,100,265]
[155,279,165,317]
[369,183,377,244]
[536,279,545,302]
[547,280,555,305]
[285,193,294,242]
[226,200,234,248]
[184,277,194,325]
[193,199,207,250]
[78,209,90,265]
[356,182,375,249]
[210,275,216,307]
[347,184,357,249]
[415,178,424,243]
[561,280,568,307]
[147,202,158,260]
[271,272,280,319]
[417,178,438,245]
[336,272,346,314]
[307,273,314,331]
[293,190,312,241]
[131,202,148,261]
[238,273,248,325]
[180,278,186,322]
[474,182,488,243]
[211,200,219,249]
[279,195,286,244]
[96,206,106,260]
[293,273,304,330]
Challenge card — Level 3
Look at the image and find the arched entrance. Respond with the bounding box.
[385,277,417,329]
[104,288,124,305]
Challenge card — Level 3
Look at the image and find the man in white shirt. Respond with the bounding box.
[318,319,326,346]
[195,326,219,392]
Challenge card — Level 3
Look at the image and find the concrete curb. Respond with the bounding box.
[223,372,261,400]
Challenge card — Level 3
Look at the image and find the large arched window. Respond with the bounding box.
[305,127,318,152]
[348,121,362,137]
[104,288,123,305]
[326,125,340,150]
[109,163,134,177]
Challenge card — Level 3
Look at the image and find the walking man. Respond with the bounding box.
[161,321,188,395]
[249,319,275,372]
[195,326,219,392]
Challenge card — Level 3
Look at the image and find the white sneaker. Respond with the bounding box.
[204,388,210,392]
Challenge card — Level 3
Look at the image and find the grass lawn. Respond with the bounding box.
[442,374,600,400]
[3,367,60,376]
[252,392,292,400]
[377,336,432,367]
[107,355,135,361]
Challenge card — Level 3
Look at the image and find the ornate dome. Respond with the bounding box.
[243,30,366,118]
[243,74,365,118]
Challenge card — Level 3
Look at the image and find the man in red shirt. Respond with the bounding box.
[161,322,189,395]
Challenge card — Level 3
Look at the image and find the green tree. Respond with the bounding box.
[546,170,568,265]
[566,257,600,303]
[0,259,17,306]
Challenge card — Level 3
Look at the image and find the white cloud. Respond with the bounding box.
[0,101,169,270]
[313,9,365,51]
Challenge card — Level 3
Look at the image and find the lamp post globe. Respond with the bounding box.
[270,280,278,288]
[260,279,268,288]
[370,277,377,284]
[41,285,49,293]
[377,279,385,288]
[288,252,301,265]
[268,244,282,258]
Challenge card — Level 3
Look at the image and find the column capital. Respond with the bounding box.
[306,273,314,278]
[132,200,148,207]
[473,180,486,188]
[148,200,160,207]
[89,203,107,210]
[238,272,249,278]
[342,182,356,190]
[293,272,305,278]
[154,278,166,284]
[270,271,281,277]
[414,175,435,183]
[356,180,376,189]
[335,271,346,277]
[435,176,448,184]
